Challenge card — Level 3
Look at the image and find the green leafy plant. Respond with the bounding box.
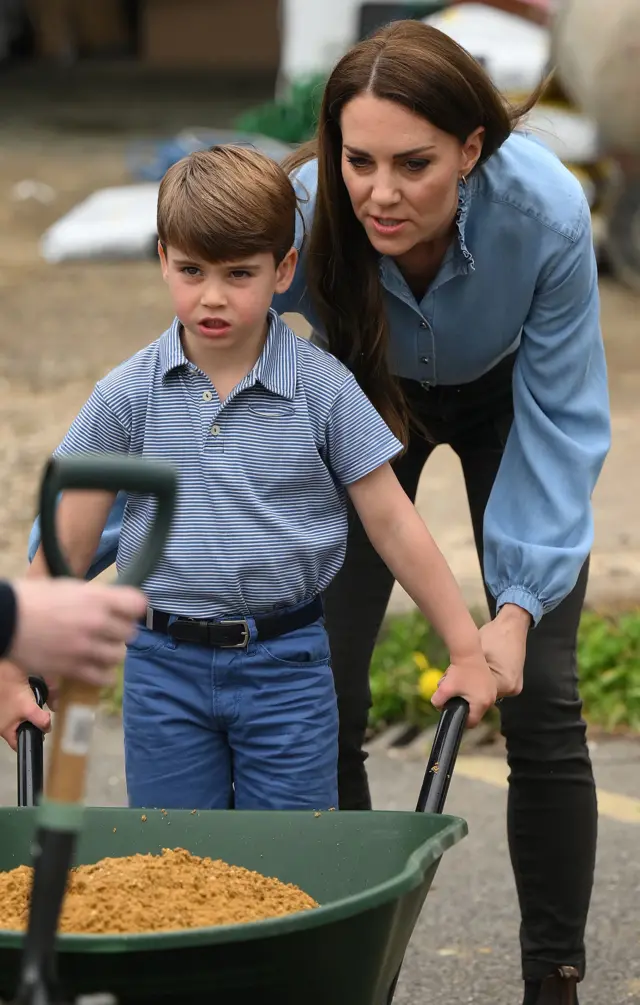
[577,609,640,731]
[234,75,326,145]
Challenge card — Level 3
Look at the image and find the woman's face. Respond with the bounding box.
[340,93,484,258]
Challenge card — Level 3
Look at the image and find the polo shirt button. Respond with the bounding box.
[202,391,213,402]
[210,424,221,436]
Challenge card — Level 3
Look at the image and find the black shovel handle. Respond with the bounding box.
[17,677,49,808]
[39,454,177,585]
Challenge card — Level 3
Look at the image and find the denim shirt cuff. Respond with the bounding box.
[495,587,544,627]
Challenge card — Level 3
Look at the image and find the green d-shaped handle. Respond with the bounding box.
[39,454,178,586]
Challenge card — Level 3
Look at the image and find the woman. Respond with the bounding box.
[272,21,609,1005]
[21,19,608,1005]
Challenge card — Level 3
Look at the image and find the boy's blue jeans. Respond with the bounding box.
[122,611,338,811]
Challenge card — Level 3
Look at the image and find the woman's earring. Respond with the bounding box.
[460,174,468,185]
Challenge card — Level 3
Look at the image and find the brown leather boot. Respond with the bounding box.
[531,967,580,1004]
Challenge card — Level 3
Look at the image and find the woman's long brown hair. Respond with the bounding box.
[282,19,549,445]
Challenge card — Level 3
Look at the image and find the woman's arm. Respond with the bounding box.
[484,199,610,622]
[480,198,610,690]
[348,463,497,726]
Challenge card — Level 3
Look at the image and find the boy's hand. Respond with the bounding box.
[431,652,498,727]
[0,662,51,751]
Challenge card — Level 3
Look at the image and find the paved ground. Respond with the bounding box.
[0,715,638,1004]
[371,739,640,1005]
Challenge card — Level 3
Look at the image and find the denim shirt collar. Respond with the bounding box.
[455,174,475,268]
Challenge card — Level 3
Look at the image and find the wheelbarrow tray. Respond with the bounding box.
[0,805,466,1005]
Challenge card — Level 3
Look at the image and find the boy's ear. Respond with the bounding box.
[158,240,169,281]
[274,246,298,295]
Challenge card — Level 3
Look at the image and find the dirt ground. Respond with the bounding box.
[0,62,639,612]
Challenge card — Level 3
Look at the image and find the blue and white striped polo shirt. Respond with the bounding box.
[54,310,402,619]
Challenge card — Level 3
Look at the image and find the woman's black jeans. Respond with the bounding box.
[322,353,597,984]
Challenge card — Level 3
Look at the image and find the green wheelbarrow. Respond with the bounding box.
[0,457,470,1005]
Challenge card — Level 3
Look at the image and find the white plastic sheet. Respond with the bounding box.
[40,184,160,264]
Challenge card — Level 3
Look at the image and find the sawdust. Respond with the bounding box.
[0,847,318,934]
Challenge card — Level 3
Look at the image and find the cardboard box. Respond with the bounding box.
[140,0,281,70]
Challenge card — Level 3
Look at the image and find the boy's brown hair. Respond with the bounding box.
[157,145,297,265]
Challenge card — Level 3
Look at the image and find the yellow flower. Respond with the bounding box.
[412,651,430,672]
[418,669,444,701]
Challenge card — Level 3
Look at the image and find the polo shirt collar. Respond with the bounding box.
[159,317,189,377]
[253,309,298,400]
[158,309,298,401]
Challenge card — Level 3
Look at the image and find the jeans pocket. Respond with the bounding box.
[257,619,331,668]
[126,625,172,656]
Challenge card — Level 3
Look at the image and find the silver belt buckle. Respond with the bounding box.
[145,607,155,630]
[220,620,250,648]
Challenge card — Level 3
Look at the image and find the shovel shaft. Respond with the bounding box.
[38,455,177,809]
[44,680,101,806]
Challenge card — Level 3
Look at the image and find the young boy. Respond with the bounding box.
[19,146,496,812]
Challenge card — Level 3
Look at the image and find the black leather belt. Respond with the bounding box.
[142,596,323,649]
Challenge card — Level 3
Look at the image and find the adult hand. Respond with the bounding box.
[0,661,50,751]
[431,650,498,727]
[8,578,147,685]
[479,603,531,698]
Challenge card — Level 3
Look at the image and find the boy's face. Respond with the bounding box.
[159,244,297,350]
